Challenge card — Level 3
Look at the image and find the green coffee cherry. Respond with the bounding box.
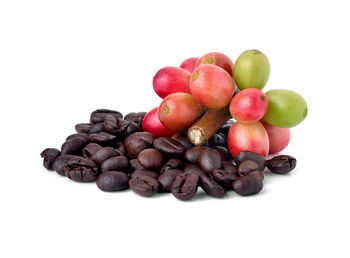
[263,89,308,128]
[233,50,270,90]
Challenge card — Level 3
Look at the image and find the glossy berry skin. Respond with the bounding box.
[196,52,234,77]
[180,57,198,73]
[158,93,204,132]
[261,120,290,154]
[142,107,174,137]
[228,121,269,157]
[190,64,235,109]
[153,67,191,99]
[229,88,268,123]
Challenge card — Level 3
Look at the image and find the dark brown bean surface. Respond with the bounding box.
[129,175,159,197]
[82,143,102,158]
[234,151,266,171]
[130,159,146,170]
[158,169,183,192]
[75,123,93,134]
[171,173,199,201]
[89,132,116,145]
[61,137,88,155]
[40,148,61,170]
[64,157,99,182]
[137,149,163,171]
[198,149,222,174]
[52,155,80,176]
[90,147,120,164]
[222,161,238,175]
[88,122,105,134]
[160,159,183,174]
[101,156,130,173]
[124,132,154,158]
[114,141,126,156]
[171,133,194,150]
[66,133,89,141]
[238,160,261,177]
[212,169,238,190]
[90,109,123,124]
[131,170,158,179]
[208,133,227,147]
[96,171,129,191]
[266,155,296,174]
[185,146,210,164]
[124,112,146,127]
[232,175,263,196]
[212,146,232,161]
[153,137,185,156]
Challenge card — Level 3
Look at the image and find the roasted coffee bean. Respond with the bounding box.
[129,175,159,197]
[217,121,233,135]
[248,170,264,181]
[104,115,121,134]
[130,159,146,170]
[89,132,116,145]
[232,175,263,196]
[208,133,227,147]
[66,133,89,141]
[124,112,146,127]
[88,122,105,134]
[40,148,61,170]
[61,137,88,155]
[52,155,80,176]
[119,119,141,137]
[124,132,154,158]
[96,171,129,191]
[114,141,126,156]
[171,133,194,150]
[106,117,141,138]
[238,160,261,177]
[90,109,123,124]
[101,156,130,173]
[64,157,99,182]
[234,151,266,171]
[75,123,93,134]
[198,149,222,175]
[137,149,163,171]
[185,146,210,164]
[160,159,183,174]
[90,147,120,164]
[212,169,238,190]
[131,169,158,179]
[158,169,183,192]
[153,137,185,157]
[212,146,232,161]
[171,173,199,201]
[82,143,102,158]
[184,164,225,198]
[266,155,296,174]
[222,161,238,175]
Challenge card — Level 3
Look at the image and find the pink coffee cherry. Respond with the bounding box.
[261,120,291,154]
[180,57,198,73]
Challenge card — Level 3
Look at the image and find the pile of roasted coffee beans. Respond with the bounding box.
[41,109,297,201]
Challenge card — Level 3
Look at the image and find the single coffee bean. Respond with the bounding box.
[234,151,266,171]
[90,147,120,164]
[101,156,130,173]
[248,170,264,181]
[88,122,105,134]
[52,155,80,176]
[171,173,199,201]
[171,133,194,150]
[66,133,89,141]
[266,155,297,174]
[131,170,158,179]
[212,169,238,190]
[40,148,61,170]
[124,112,146,127]
[75,123,93,134]
[160,159,183,174]
[185,146,210,164]
[238,160,261,177]
[104,115,121,135]
[198,149,222,175]
[114,141,126,156]
[90,109,123,124]
[208,133,227,147]
[137,149,163,171]
[158,169,183,192]
[119,119,141,137]
[129,175,159,197]
[130,158,146,170]
[212,146,232,161]
[61,137,88,155]
[82,143,102,158]
[96,171,129,191]
[184,164,225,198]
[222,161,238,175]
[153,137,185,157]
[217,121,233,135]
[89,132,116,145]
[232,175,263,196]
[64,157,99,182]
[124,132,154,158]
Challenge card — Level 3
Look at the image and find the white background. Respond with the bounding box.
[1,1,349,257]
